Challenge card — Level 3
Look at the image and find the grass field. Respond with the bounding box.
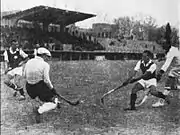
[1,60,180,135]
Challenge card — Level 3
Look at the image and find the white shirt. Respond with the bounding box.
[161,46,180,72]
[23,56,53,89]
[134,60,156,73]
[3,47,28,62]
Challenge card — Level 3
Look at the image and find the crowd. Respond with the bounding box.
[1,25,105,51]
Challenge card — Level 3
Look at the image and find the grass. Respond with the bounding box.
[1,60,180,135]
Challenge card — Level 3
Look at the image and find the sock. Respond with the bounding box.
[130,93,137,109]
[155,92,166,99]
[19,88,25,96]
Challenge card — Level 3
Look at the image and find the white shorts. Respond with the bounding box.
[138,78,157,88]
[7,66,23,76]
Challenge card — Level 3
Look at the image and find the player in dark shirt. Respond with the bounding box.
[123,50,170,111]
[3,39,28,100]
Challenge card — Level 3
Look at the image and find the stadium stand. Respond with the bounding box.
[1,5,104,51]
[0,5,165,61]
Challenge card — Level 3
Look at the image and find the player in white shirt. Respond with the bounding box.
[153,43,180,107]
[23,47,60,123]
[4,39,28,100]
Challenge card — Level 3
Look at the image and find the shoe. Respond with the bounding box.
[52,97,61,109]
[19,95,26,101]
[124,107,136,111]
[13,87,21,97]
[163,90,170,95]
[13,91,17,97]
[165,96,170,105]
[33,107,41,123]
[152,99,165,107]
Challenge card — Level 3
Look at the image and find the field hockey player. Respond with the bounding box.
[123,50,170,111]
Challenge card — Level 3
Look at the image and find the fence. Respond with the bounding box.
[0,50,165,61]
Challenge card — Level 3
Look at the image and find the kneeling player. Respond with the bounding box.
[3,39,28,100]
[23,47,61,123]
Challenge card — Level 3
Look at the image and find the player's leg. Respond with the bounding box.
[141,78,165,107]
[153,68,180,107]
[12,67,26,100]
[165,76,177,90]
[149,85,170,105]
[163,67,180,94]
[26,81,60,123]
[26,82,42,123]
[14,74,26,100]
[152,85,171,107]
[4,73,17,90]
[135,79,156,107]
[37,81,60,112]
[135,88,150,107]
[124,81,144,111]
[168,67,180,90]
[4,73,23,98]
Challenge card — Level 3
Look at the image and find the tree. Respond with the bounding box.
[142,16,157,41]
[164,23,172,51]
[171,27,179,47]
[143,15,157,28]
[113,15,158,41]
[113,16,133,39]
[155,26,166,44]
[131,21,144,40]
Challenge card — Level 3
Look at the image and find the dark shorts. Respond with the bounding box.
[26,80,54,102]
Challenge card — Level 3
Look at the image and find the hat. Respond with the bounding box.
[35,43,40,47]
[37,47,51,57]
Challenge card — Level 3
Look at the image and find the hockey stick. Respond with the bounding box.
[52,90,80,106]
[100,82,128,104]
[57,94,80,106]
[4,68,14,75]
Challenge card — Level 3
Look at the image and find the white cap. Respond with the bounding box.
[37,47,51,57]
[35,43,40,47]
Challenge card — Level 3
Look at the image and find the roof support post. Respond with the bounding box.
[59,22,65,34]
[43,22,50,32]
